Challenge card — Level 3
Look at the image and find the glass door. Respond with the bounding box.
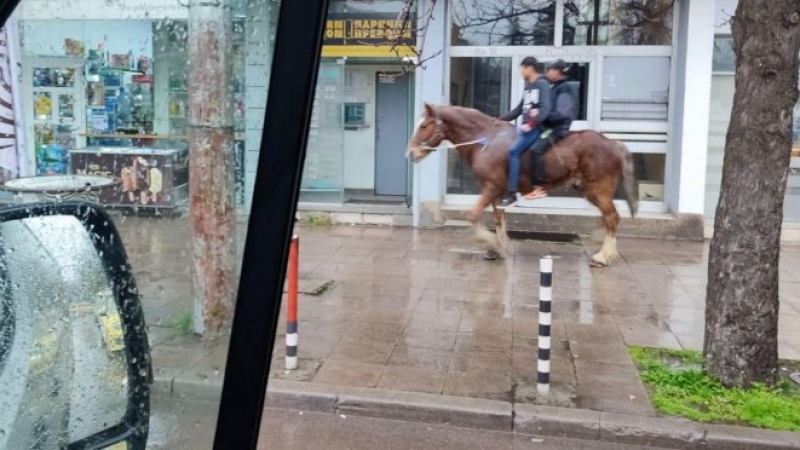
[299,60,344,203]
[23,57,86,175]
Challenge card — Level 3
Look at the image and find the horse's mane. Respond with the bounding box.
[437,104,497,129]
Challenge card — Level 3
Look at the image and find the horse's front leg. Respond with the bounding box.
[491,203,511,259]
[469,194,501,261]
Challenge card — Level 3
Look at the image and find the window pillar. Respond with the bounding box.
[669,0,715,216]
[413,0,447,227]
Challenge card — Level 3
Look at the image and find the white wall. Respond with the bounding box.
[413,0,447,226]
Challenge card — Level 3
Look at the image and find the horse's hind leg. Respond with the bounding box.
[585,187,621,267]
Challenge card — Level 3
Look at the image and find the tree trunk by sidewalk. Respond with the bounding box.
[188,0,236,336]
[705,0,800,387]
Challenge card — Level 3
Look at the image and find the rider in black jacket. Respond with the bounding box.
[524,59,578,200]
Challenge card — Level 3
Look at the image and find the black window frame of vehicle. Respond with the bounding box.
[0,0,331,448]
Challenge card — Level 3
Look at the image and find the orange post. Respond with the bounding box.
[286,235,299,370]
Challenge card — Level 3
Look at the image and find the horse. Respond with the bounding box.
[406,103,638,267]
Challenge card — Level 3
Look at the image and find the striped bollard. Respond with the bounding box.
[286,236,299,370]
[537,256,553,394]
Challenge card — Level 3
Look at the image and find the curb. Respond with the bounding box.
[157,375,800,449]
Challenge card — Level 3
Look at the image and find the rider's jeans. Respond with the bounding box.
[507,126,543,192]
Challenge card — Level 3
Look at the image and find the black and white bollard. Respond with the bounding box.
[286,236,299,370]
[537,256,553,394]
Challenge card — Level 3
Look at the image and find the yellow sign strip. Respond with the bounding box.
[321,45,416,58]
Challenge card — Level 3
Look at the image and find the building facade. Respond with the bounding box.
[7,0,800,236]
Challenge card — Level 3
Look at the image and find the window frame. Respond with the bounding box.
[443,0,677,212]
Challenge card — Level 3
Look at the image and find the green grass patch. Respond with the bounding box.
[303,214,332,226]
[172,311,193,336]
[629,347,800,432]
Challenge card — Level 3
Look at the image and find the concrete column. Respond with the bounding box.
[413,0,447,227]
[669,0,716,216]
[188,0,236,335]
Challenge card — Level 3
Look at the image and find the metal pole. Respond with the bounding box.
[286,235,299,370]
[537,255,553,394]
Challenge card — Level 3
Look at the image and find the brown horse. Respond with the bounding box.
[406,103,638,266]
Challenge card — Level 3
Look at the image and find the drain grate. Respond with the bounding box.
[507,230,580,243]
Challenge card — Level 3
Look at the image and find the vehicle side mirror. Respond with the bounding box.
[0,202,150,450]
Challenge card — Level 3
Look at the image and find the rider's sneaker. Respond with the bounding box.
[500,192,518,207]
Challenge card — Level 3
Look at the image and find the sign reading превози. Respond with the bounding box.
[322,13,417,58]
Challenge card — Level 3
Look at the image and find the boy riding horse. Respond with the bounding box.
[523,59,579,200]
[499,58,578,205]
[499,57,551,207]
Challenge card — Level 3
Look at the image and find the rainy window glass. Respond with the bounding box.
[563,0,674,46]
[1,0,281,447]
[451,0,557,46]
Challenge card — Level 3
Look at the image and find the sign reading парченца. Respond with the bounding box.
[322,13,417,58]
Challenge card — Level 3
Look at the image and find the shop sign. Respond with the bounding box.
[322,13,416,58]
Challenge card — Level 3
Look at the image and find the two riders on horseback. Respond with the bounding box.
[499,57,578,207]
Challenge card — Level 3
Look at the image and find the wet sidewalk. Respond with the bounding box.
[118,216,800,417]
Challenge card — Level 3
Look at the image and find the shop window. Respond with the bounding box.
[705,36,800,222]
[601,56,670,122]
[451,0,556,46]
[343,103,366,127]
[712,36,735,73]
[448,57,512,195]
[563,0,674,46]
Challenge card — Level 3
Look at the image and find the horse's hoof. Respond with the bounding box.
[484,250,501,261]
[589,259,607,268]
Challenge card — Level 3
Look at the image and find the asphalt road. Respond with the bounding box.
[149,397,668,450]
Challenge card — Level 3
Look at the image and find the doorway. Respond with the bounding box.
[374,72,409,197]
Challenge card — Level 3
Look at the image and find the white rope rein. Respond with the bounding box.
[420,137,490,153]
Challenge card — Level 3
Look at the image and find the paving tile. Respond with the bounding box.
[578,383,655,417]
[617,324,683,350]
[388,346,452,371]
[405,311,462,332]
[378,366,446,394]
[327,339,395,365]
[454,332,513,353]
[399,329,458,350]
[569,341,633,365]
[574,361,640,386]
[344,322,403,344]
[356,308,412,325]
[444,371,513,402]
[449,350,512,375]
[312,361,384,388]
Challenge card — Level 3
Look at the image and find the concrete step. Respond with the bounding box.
[441,204,703,240]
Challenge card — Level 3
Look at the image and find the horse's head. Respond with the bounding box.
[407,103,446,163]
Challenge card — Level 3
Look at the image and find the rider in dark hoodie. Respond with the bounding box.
[498,57,552,207]
[524,59,578,200]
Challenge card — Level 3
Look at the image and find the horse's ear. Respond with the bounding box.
[424,103,435,117]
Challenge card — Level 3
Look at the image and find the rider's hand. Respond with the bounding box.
[520,123,533,133]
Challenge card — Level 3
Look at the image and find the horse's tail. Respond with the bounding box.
[619,142,638,218]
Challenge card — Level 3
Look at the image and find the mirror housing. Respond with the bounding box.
[0,202,150,450]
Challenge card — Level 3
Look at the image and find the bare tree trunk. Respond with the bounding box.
[705,0,800,387]
[188,0,236,336]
